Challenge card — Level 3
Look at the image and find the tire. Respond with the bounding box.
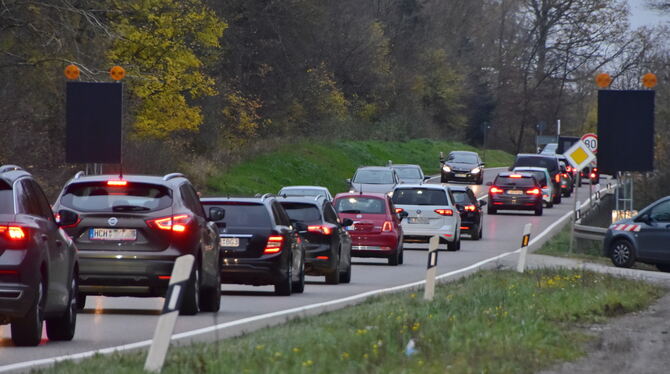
[388,251,399,266]
[447,239,461,251]
[275,259,293,296]
[562,189,570,197]
[546,200,553,208]
[398,244,404,264]
[46,275,77,341]
[610,239,636,268]
[553,192,561,204]
[11,277,45,346]
[76,294,86,311]
[487,206,497,215]
[534,205,543,216]
[325,251,341,284]
[441,175,448,183]
[199,267,221,313]
[477,175,484,185]
[180,263,201,315]
[292,256,305,293]
[656,264,670,272]
[340,254,352,284]
[471,224,481,240]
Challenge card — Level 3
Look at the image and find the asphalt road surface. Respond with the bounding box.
[0,167,599,372]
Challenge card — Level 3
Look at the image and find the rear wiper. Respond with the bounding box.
[112,205,150,212]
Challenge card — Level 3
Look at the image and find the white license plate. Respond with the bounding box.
[90,228,137,241]
[220,238,240,247]
[408,217,429,224]
[507,190,523,195]
[455,173,467,178]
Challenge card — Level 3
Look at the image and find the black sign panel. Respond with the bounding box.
[597,90,654,174]
[557,136,579,154]
[66,82,122,163]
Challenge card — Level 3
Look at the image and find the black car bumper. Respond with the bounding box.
[442,171,479,182]
[304,243,337,276]
[220,253,286,286]
[0,283,35,319]
[489,195,542,211]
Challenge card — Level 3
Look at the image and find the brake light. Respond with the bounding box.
[0,226,26,240]
[526,188,541,195]
[316,256,329,260]
[464,205,476,212]
[490,186,503,194]
[158,275,171,280]
[382,221,393,232]
[395,208,404,213]
[307,225,333,235]
[542,186,548,189]
[434,209,453,216]
[593,168,598,172]
[264,235,284,254]
[555,174,561,183]
[510,174,522,178]
[562,173,568,178]
[590,173,596,178]
[146,214,191,232]
[107,180,127,186]
[566,166,573,172]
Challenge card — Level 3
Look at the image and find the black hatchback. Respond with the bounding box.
[487,172,543,216]
[277,195,353,284]
[0,165,79,346]
[201,195,305,296]
[53,173,221,315]
[449,186,486,240]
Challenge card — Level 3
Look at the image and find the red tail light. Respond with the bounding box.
[510,174,522,178]
[307,225,333,235]
[316,256,329,260]
[593,168,598,172]
[526,188,541,195]
[464,205,476,212]
[590,173,596,178]
[566,166,573,172]
[561,173,568,178]
[264,235,284,254]
[107,180,127,187]
[382,221,393,232]
[395,208,404,213]
[146,214,191,232]
[434,209,453,216]
[0,225,28,248]
[555,174,561,183]
[490,186,503,194]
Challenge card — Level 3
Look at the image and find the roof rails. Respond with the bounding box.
[0,165,23,173]
[73,171,86,179]
[260,193,274,201]
[163,173,185,181]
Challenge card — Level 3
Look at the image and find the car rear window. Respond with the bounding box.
[280,202,322,223]
[450,191,471,205]
[353,170,394,184]
[393,167,421,179]
[495,176,537,188]
[514,170,546,186]
[59,182,172,212]
[514,156,558,173]
[392,188,449,206]
[0,181,13,214]
[334,197,386,214]
[204,202,272,228]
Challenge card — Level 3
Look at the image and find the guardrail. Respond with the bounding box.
[574,224,608,241]
[572,180,616,243]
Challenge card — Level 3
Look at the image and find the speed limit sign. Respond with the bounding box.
[581,133,598,154]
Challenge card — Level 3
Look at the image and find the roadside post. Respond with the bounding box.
[424,236,439,301]
[145,255,195,373]
[516,223,532,273]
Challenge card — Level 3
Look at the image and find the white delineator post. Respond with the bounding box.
[516,223,532,273]
[144,254,195,373]
[424,235,439,301]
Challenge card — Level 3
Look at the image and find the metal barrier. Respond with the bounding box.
[574,224,608,241]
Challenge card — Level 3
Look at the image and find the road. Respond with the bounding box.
[0,167,596,372]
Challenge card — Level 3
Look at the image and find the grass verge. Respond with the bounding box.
[44,269,662,374]
[206,139,513,196]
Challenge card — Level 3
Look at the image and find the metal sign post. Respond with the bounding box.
[516,223,532,273]
[424,236,439,301]
[145,255,195,373]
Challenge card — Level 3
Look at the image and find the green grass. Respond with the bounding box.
[205,139,514,196]
[44,269,662,374]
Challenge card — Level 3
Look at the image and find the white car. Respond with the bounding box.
[512,166,555,208]
[391,184,461,251]
[278,185,333,201]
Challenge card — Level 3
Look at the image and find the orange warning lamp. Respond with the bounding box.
[109,66,126,81]
[642,73,657,89]
[64,64,80,80]
[595,73,611,88]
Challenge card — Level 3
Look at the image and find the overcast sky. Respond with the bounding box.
[628,0,668,28]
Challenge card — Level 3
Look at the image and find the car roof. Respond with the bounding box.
[394,183,445,191]
[391,164,421,168]
[516,153,557,159]
[275,195,327,205]
[447,185,471,192]
[280,185,329,191]
[201,196,266,204]
[0,165,31,185]
[497,171,535,177]
[449,151,477,155]
[356,166,395,171]
[66,173,188,186]
[333,192,388,200]
[513,166,549,172]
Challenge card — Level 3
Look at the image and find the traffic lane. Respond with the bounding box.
[426,166,508,198]
[0,181,592,369]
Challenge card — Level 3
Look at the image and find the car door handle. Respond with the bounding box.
[41,234,48,241]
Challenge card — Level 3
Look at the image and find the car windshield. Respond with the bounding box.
[281,202,322,223]
[60,182,172,212]
[203,202,272,228]
[353,170,394,184]
[495,176,537,188]
[450,191,470,205]
[393,167,422,179]
[279,188,327,198]
[514,156,558,173]
[447,154,477,164]
[335,197,386,214]
[392,188,449,205]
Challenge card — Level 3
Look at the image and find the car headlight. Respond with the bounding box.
[442,165,451,172]
[471,167,481,174]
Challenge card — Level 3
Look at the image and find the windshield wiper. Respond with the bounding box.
[112,205,150,212]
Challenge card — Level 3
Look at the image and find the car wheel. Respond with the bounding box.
[562,190,570,197]
[275,257,293,296]
[553,193,561,204]
[441,175,448,183]
[292,256,305,293]
[611,239,635,268]
[487,206,497,215]
[180,263,201,315]
[325,250,341,284]
[46,275,77,341]
[388,250,400,266]
[11,276,45,346]
[398,244,404,264]
[471,225,481,240]
[199,267,221,313]
[76,294,86,311]
[656,264,670,272]
[534,205,543,216]
[447,239,460,251]
[477,175,484,185]
[546,200,553,208]
[340,254,352,284]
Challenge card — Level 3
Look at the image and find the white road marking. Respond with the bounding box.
[0,173,603,374]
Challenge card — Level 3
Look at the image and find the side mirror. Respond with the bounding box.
[423,176,431,181]
[635,214,651,224]
[341,218,354,227]
[57,209,79,227]
[481,163,486,168]
[485,181,493,186]
[479,200,487,207]
[398,211,409,221]
[208,207,225,221]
